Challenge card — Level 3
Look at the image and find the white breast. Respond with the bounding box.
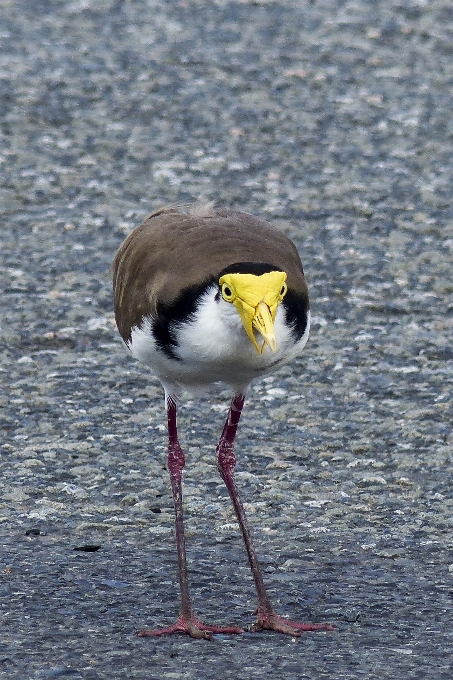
[128,288,310,396]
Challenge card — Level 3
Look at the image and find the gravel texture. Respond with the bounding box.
[1,0,453,678]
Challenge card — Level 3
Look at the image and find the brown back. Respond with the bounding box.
[112,204,307,343]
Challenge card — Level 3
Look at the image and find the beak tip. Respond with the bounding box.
[256,337,277,354]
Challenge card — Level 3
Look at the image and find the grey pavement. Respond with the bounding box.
[1,0,452,678]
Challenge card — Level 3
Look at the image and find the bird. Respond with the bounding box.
[112,201,333,639]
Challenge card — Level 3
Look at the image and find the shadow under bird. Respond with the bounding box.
[112,201,333,639]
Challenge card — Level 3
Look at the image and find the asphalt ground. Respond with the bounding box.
[1,0,452,678]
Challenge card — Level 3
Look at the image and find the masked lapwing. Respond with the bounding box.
[112,202,333,639]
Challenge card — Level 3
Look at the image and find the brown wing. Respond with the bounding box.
[112,203,307,343]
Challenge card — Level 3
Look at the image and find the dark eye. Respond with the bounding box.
[221,283,234,301]
[280,283,287,297]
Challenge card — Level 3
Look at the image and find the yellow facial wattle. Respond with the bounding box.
[218,271,287,354]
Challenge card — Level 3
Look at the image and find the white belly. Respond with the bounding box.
[128,294,310,395]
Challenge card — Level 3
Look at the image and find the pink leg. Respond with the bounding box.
[137,394,243,640]
[217,393,334,636]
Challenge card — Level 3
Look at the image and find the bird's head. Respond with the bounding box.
[218,268,287,354]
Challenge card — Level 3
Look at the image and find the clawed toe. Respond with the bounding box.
[137,614,244,640]
[254,610,334,636]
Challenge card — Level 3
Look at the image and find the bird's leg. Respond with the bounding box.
[137,394,243,640]
[217,392,333,636]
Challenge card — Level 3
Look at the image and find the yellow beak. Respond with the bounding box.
[218,271,287,354]
[251,300,277,353]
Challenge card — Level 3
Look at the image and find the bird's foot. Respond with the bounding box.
[252,609,334,636]
[137,613,244,640]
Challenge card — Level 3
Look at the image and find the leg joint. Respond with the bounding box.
[168,443,185,476]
